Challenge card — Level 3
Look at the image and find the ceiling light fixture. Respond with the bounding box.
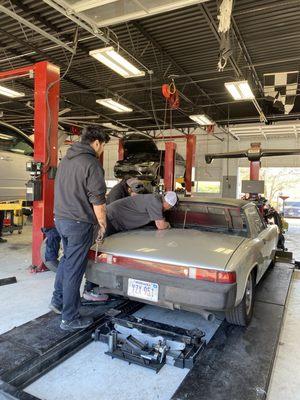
[225,80,255,100]
[101,122,128,132]
[0,85,25,98]
[89,47,145,78]
[96,98,133,113]
[189,114,214,125]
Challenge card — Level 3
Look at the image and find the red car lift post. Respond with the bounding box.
[185,135,196,196]
[118,139,125,161]
[249,142,261,181]
[0,62,60,271]
[250,161,260,181]
[164,142,176,191]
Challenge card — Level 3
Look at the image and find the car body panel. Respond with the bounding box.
[0,122,33,201]
[93,228,246,270]
[87,198,278,313]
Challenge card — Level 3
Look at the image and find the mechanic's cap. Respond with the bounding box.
[164,191,178,207]
[126,178,146,193]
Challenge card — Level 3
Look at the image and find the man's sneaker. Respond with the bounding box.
[60,317,93,331]
[49,302,62,314]
[82,291,109,302]
[0,237,7,243]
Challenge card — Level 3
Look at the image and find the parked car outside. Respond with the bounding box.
[284,201,300,218]
[86,198,278,326]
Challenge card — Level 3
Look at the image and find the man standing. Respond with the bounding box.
[106,191,178,234]
[50,126,110,331]
[83,177,149,300]
[106,178,147,205]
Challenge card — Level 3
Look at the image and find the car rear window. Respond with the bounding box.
[167,203,248,237]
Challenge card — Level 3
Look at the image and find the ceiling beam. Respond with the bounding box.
[132,20,227,118]
[199,3,268,123]
[230,17,264,97]
[0,4,74,54]
[7,0,177,132]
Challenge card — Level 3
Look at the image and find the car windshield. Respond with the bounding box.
[0,127,33,156]
[167,203,248,237]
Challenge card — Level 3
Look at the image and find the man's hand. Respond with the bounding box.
[96,223,106,244]
[155,219,171,230]
[93,204,107,242]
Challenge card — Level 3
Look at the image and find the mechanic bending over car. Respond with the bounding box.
[106,177,148,205]
[106,191,178,234]
[83,191,178,300]
[50,125,110,332]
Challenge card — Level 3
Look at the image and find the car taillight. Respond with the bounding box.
[189,268,236,283]
[96,253,236,284]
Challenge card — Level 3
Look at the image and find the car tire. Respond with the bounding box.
[225,271,255,326]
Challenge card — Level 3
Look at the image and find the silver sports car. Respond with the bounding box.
[86,198,278,326]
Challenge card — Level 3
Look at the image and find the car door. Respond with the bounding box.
[244,205,271,281]
[0,123,33,201]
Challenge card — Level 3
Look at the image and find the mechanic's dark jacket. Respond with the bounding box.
[106,179,128,205]
[54,142,106,224]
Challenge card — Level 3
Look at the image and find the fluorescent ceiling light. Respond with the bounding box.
[0,85,25,98]
[225,81,255,100]
[189,114,214,125]
[89,47,145,78]
[96,98,133,113]
[102,122,128,132]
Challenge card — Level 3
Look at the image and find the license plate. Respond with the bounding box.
[127,278,159,302]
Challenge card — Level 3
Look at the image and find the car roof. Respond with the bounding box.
[178,196,251,208]
[0,121,33,145]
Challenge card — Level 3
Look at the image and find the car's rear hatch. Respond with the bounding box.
[92,228,245,270]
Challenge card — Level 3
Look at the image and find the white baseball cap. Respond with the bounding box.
[164,191,178,207]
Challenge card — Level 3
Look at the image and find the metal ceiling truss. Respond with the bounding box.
[132,20,227,119]
[199,3,268,124]
[0,4,75,54]
[2,3,169,136]
[41,0,151,73]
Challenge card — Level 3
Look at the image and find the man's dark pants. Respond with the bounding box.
[52,219,94,322]
[0,211,4,237]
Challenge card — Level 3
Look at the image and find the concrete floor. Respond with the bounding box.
[0,219,299,400]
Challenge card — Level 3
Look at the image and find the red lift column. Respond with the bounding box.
[32,61,60,269]
[118,139,125,161]
[185,135,196,196]
[164,142,176,191]
[250,161,260,181]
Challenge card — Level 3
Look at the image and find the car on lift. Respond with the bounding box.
[0,121,33,201]
[86,198,278,326]
[114,133,185,182]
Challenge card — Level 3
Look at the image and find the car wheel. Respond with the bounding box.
[225,271,255,326]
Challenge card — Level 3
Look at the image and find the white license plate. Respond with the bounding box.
[127,278,159,302]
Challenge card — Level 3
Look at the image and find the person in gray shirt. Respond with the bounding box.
[106,191,178,233]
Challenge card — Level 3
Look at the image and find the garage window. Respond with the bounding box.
[194,181,221,194]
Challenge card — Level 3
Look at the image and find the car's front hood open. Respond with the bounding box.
[92,228,246,270]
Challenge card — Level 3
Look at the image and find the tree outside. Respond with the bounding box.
[238,167,300,209]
